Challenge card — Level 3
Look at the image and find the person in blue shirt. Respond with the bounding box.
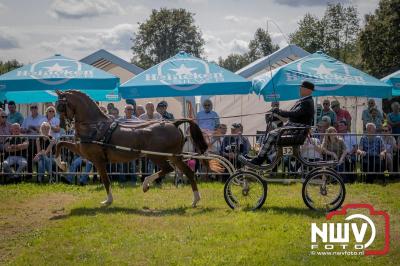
[196,99,220,132]
[7,101,24,125]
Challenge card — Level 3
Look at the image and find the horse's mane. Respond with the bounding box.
[65,90,108,119]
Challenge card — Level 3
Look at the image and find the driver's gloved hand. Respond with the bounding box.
[271,108,280,114]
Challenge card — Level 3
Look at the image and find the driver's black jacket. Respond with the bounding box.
[277,95,314,126]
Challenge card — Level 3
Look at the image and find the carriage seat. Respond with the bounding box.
[275,126,310,146]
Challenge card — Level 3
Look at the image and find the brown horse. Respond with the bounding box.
[54,90,219,207]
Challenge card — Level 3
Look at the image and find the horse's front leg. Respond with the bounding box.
[55,141,82,171]
[94,162,113,206]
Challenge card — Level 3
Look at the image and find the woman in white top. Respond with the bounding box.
[45,106,61,139]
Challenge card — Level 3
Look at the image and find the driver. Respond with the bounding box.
[245,80,315,165]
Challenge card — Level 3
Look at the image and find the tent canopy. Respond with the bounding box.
[252,51,392,101]
[119,51,251,99]
[381,69,400,96]
[0,54,120,102]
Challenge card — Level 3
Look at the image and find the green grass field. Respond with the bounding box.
[0,181,399,265]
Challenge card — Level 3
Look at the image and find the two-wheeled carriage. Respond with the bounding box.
[222,115,346,212]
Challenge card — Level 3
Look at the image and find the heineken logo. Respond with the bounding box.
[146,58,225,91]
[285,57,367,91]
[17,58,94,85]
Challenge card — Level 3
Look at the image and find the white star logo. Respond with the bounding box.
[170,64,197,75]
[310,63,335,75]
[43,63,70,72]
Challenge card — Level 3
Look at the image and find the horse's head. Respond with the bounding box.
[55,90,75,123]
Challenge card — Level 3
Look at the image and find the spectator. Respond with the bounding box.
[3,123,29,182]
[337,120,357,182]
[99,106,108,114]
[44,106,61,139]
[107,103,115,114]
[362,99,383,129]
[315,116,330,142]
[110,108,120,119]
[365,107,383,132]
[125,99,137,116]
[122,105,140,121]
[387,101,400,137]
[136,105,145,117]
[318,99,336,126]
[381,124,397,176]
[196,99,220,132]
[210,124,227,154]
[357,123,386,183]
[139,102,162,121]
[34,122,55,183]
[322,127,347,173]
[7,101,24,125]
[21,103,46,135]
[157,101,175,120]
[331,100,352,131]
[66,156,93,185]
[221,123,250,172]
[0,110,11,152]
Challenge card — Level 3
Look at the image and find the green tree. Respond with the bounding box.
[290,3,360,63]
[0,59,22,75]
[131,8,205,69]
[218,28,279,71]
[289,14,325,54]
[359,0,400,77]
[218,54,249,72]
[247,28,279,62]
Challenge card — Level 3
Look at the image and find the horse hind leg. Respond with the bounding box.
[142,158,174,192]
[95,162,113,205]
[171,157,200,207]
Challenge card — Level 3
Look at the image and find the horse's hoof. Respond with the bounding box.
[192,191,201,208]
[142,182,150,193]
[101,200,112,206]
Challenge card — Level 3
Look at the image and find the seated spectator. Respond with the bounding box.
[322,127,347,173]
[44,106,61,139]
[0,110,11,152]
[365,107,383,132]
[121,105,140,121]
[110,108,120,119]
[34,122,56,183]
[337,120,358,182]
[196,99,220,132]
[157,101,175,120]
[331,100,351,131]
[125,99,137,116]
[136,105,145,117]
[362,99,383,129]
[66,156,93,185]
[381,125,397,176]
[7,101,24,125]
[357,123,386,183]
[3,123,29,182]
[221,123,250,171]
[107,103,115,114]
[318,99,336,126]
[387,101,400,137]
[315,116,330,142]
[21,103,46,135]
[209,124,227,154]
[139,102,162,121]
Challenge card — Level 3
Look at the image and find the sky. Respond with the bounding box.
[0,0,380,65]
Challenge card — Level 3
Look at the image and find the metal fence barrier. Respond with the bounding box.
[0,132,399,184]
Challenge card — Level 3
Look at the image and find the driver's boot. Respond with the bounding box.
[249,155,266,166]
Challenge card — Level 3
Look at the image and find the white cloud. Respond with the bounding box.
[40,24,136,52]
[203,33,249,61]
[0,2,6,13]
[223,15,269,26]
[49,0,124,19]
[0,28,20,49]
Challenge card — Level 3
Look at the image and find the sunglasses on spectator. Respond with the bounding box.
[203,104,211,107]
[382,129,390,132]
[323,103,330,105]
[30,106,38,109]
[1,115,7,118]
[48,110,55,113]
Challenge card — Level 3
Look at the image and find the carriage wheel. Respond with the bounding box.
[302,169,346,212]
[224,171,267,211]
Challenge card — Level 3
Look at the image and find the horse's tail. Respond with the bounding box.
[173,119,208,154]
[173,119,224,173]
